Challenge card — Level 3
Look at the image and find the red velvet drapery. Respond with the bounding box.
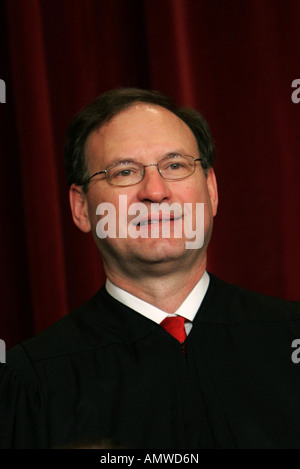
[1,0,299,349]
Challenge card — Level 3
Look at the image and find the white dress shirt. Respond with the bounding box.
[105,271,210,335]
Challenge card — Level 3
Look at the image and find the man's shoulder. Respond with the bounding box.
[6,286,111,366]
[205,273,300,323]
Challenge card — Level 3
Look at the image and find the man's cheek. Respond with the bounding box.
[184,202,205,249]
[95,203,117,239]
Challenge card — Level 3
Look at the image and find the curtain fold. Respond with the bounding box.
[6,0,68,333]
[1,0,299,348]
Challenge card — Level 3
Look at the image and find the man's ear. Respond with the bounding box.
[206,168,218,217]
[69,184,91,233]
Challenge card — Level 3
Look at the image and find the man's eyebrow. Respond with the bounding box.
[104,151,187,167]
[106,158,138,166]
[163,151,185,157]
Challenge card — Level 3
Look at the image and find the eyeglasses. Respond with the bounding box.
[84,154,202,187]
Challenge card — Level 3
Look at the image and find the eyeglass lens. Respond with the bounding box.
[107,155,196,186]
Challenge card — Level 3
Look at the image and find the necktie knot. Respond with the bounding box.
[160,316,187,343]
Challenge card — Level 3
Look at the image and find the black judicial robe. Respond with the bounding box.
[1,273,300,449]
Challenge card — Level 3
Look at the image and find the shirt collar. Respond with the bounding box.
[105,271,210,324]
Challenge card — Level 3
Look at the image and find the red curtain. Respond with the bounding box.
[1,0,299,349]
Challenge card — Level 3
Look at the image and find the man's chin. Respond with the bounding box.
[130,237,191,264]
[98,236,202,274]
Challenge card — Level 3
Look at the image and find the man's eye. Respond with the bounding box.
[119,170,133,177]
[168,163,185,170]
[113,168,136,178]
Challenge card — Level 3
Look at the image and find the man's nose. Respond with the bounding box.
[136,165,171,203]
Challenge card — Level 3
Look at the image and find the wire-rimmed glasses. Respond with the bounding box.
[84,154,202,187]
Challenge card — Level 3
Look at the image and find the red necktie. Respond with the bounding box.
[160,316,187,343]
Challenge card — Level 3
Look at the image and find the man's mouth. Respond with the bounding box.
[135,215,182,227]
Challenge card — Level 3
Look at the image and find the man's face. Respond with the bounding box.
[70,104,218,278]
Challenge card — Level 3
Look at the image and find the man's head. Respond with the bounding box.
[65,88,216,192]
[66,88,218,281]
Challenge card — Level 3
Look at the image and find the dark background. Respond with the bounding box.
[1,0,299,349]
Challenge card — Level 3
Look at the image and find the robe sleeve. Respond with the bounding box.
[0,345,48,448]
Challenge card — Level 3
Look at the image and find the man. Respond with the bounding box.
[1,88,300,449]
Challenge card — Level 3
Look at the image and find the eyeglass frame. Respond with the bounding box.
[83,154,203,188]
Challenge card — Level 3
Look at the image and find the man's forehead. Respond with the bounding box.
[101,102,182,129]
[88,103,195,144]
[84,103,199,167]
